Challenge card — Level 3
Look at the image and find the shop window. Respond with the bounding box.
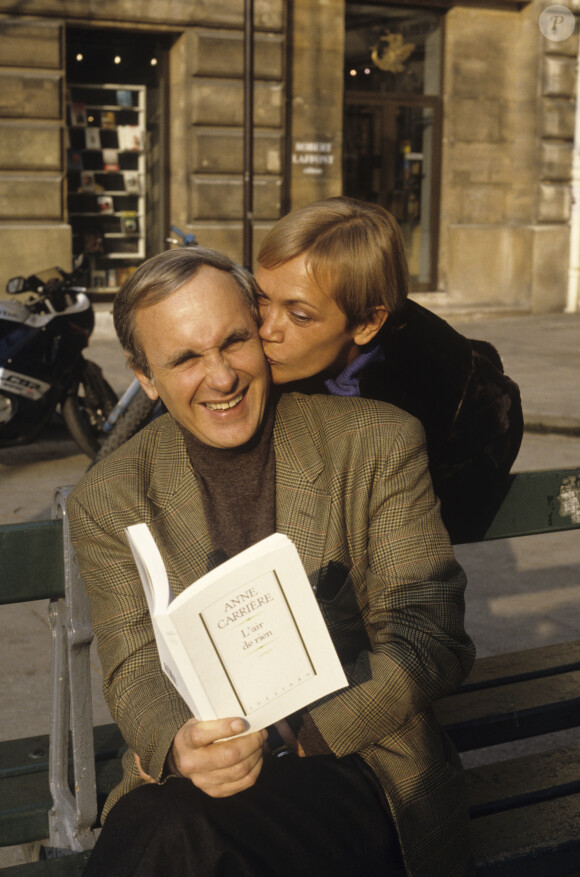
[65,27,170,297]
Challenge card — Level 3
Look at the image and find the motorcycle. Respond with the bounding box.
[0,256,118,458]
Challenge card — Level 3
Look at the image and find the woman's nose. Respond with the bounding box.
[259,308,283,342]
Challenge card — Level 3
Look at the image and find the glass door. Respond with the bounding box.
[343,4,442,291]
[344,96,440,291]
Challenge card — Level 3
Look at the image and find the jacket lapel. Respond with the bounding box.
[273,394,332,588]
[146,416,213,592]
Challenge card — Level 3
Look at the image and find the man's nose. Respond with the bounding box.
[205,354,238,392]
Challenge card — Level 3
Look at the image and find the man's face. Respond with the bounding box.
[133,266,270,449]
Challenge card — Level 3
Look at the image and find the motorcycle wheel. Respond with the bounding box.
[62,360,118,459]
[91,385,158,465]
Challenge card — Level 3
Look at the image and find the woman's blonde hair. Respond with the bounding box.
[257,196,408,328]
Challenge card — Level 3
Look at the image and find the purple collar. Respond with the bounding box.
[324,342,385,397]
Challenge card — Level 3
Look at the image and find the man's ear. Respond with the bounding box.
[131,366,160,402]
[353,306,389,347]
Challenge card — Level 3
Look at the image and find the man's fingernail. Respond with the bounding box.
[231,718,246,733]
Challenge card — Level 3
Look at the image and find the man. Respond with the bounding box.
[68,246,475,876]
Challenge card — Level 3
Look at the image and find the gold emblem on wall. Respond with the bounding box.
[371,32,415,73]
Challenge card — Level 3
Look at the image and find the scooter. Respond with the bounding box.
[0,256,118,458]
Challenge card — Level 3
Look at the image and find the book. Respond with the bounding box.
[117,125,143,152]
[125,527,348,734]
[69,102,87,126]
[116,89,134,107]
[97,195,114,213]
[67,148,83,171]
[85,128,101,149]
[123,171,141,193]
[102,149,120,171]
[100,110,116,129]
[121,210,139,233]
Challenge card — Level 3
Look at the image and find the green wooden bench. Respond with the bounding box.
[1,470,580,875]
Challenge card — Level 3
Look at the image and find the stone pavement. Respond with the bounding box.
[444,310,580,435]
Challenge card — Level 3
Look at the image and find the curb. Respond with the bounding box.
[524,417,580,438]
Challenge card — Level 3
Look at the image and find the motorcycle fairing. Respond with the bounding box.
[0,367,51,400]
[0,292,92,328]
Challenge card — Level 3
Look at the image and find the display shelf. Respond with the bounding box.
[66,82,146,293]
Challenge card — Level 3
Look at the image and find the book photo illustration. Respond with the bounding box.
[125,526,348,734]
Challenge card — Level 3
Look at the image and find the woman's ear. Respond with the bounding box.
[353,306,389,346]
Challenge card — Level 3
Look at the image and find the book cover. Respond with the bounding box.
[91,269,108,289]
[102,149,120,171]
[85,128,101,150]
[116,89,134,107]
[97,195,114,214]
[123,171,141,194]
[125,527,348,734]
[70,102,87,126]
[121,211,139,234]
[100,110,116,129]
[117,125,143,152]
[67,149,83,171]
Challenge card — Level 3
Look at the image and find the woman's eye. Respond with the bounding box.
[290,311,311,324]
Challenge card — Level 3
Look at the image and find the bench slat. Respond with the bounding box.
[436,669,580,751]
[460,640,580,692]
[0,725,125,781]
[466,743,580,818]
[472,791,580,877]
[0,521,64,605]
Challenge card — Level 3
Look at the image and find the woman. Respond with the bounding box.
[254,196,523,543]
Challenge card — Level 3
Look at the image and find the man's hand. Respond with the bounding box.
[171,717,268,798]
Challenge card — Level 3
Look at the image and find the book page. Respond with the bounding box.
[199,569,315,716]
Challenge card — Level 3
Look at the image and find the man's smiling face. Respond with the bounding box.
[133,265,270,449]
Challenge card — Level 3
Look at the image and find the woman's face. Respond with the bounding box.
[254,254,361,384]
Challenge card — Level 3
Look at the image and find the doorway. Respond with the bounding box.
[65,27,172,296]
[343,4,443,291]
[344,94,441,290]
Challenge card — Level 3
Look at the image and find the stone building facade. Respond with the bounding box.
[0,0,577,312]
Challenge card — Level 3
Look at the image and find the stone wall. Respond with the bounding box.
[0,17,71,287]
[440,0,577,313]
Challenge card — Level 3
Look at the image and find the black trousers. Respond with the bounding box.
[83,753,405,876]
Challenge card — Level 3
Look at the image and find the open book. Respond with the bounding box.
[125,526,348,734]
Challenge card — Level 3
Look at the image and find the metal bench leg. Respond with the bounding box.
[48,486,98,852]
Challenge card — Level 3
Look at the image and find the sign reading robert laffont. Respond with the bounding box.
[292,141,335,176]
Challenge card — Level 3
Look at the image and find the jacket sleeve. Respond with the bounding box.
[293,414,475,758]
[67,489,193,781]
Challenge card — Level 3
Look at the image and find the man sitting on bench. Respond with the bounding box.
[67,246,475,877]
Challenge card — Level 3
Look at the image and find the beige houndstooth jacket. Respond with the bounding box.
[68,392,475,877]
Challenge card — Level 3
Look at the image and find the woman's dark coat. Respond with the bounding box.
[358,300,523,542]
